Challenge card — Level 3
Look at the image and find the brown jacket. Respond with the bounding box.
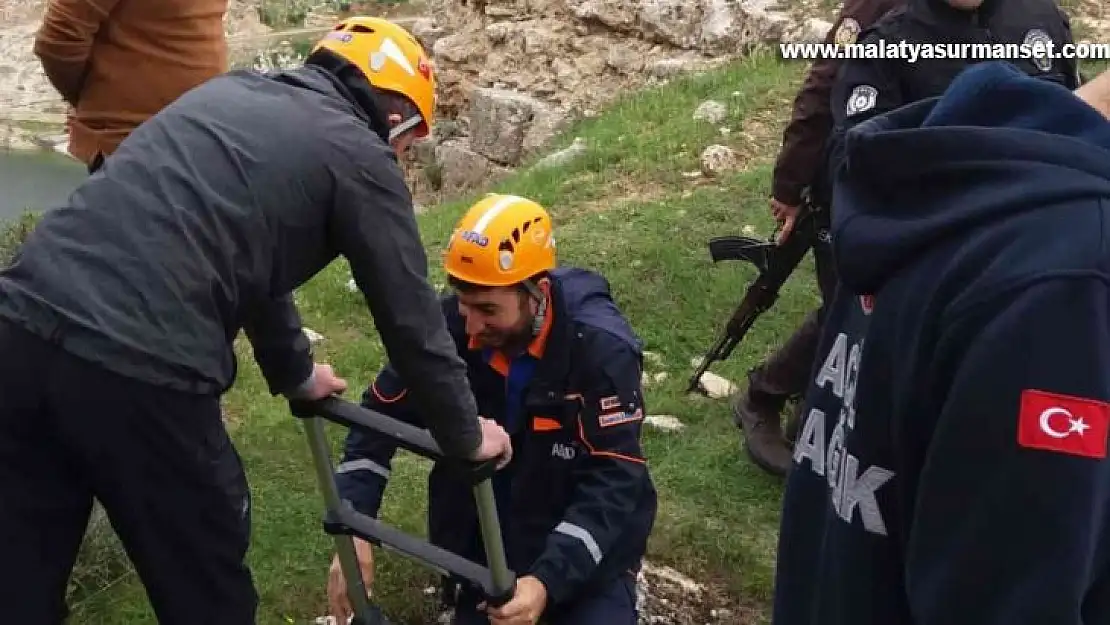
[34,0,229,166]
[771,0,903,207]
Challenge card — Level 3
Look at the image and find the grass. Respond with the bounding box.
[7,49,1109,625]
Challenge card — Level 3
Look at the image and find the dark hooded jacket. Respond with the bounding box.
[335,267,657,612]
[826,0,1080,184]
[773,61,1110,625]
[0,54,482,459]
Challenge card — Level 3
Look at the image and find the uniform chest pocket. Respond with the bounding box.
[513,396,582,505]
[524,400,580,463]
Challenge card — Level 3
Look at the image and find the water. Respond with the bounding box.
[0,150,87,221]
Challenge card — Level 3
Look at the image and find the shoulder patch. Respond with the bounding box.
[1017,389,1110,459]
[599,395,622,411]
[834,18,861,46]
[599,407,644,428]
[846,85,878,116]
[1022,28,1054,72]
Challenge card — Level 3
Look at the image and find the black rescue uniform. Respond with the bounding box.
[336,268,657,624]
[0,55,482,624]
[826,0,1080,181]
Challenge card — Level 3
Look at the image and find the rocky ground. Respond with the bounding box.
[6,0,1107,180]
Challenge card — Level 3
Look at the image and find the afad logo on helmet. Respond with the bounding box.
[323,31,354,44]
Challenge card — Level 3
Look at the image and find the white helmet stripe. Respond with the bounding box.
[471,195,526,234]
[370,37,416,76]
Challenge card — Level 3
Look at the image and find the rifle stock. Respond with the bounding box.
[686,205,822,394]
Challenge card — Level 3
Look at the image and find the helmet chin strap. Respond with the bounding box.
[523,279,548,337]
[388,114,424,142]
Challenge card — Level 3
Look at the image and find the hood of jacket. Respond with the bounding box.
[831,61,1110,295]
[269,51,393,145]
[551,267,643,355]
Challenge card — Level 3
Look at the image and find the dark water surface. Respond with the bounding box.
[0,150,86,221]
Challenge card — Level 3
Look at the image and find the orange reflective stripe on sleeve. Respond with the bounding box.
[370,380,408,403]
[576,403,646,465]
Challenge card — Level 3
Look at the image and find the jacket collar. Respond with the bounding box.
[292,52,393,144]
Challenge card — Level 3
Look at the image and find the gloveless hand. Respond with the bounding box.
[472,416,513,469]
[326,538,374,623]
[481,575,548,625]
[770,198,800,246]
[302,363,348,400]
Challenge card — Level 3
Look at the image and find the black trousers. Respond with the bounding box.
[0,319,257,624]
[746,221,838,409]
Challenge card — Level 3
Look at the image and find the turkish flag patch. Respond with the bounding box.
[1017,388,1110,459]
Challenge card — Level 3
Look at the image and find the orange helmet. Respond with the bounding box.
[444,194,557,287]
[312,16,436,138]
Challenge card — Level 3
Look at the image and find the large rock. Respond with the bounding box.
[411,18,448,51]
[435,139,509,191]
[467,87,566,166]
[565,0,790,52]
[433,32,483,64]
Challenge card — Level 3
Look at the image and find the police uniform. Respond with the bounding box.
[826,0,1080,183]
[736,0,902,478]
[335,267,657,625]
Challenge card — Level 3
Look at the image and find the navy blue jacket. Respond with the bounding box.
[773,62,1110,625]
[336,267,657,610]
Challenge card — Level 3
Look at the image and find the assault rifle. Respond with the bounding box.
[686,202,823,394]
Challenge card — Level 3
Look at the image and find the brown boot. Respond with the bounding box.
[731,391,794,477]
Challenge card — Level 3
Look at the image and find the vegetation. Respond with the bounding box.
[2,51,1107,625]
[256,0,410,29]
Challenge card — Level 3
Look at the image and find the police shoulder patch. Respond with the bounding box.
[834,18,861,46]
[1022,28,1054,72]
[846,85,878,116]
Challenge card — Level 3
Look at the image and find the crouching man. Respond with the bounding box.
[326,194,658,625]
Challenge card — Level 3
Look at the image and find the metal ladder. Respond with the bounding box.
[290,397,517,625]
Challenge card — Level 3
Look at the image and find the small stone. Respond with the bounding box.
[697,371,736,399]
[699,144,739,177]
[644,415,684,431]
[692,100,727,124]
[532,137,587,169]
